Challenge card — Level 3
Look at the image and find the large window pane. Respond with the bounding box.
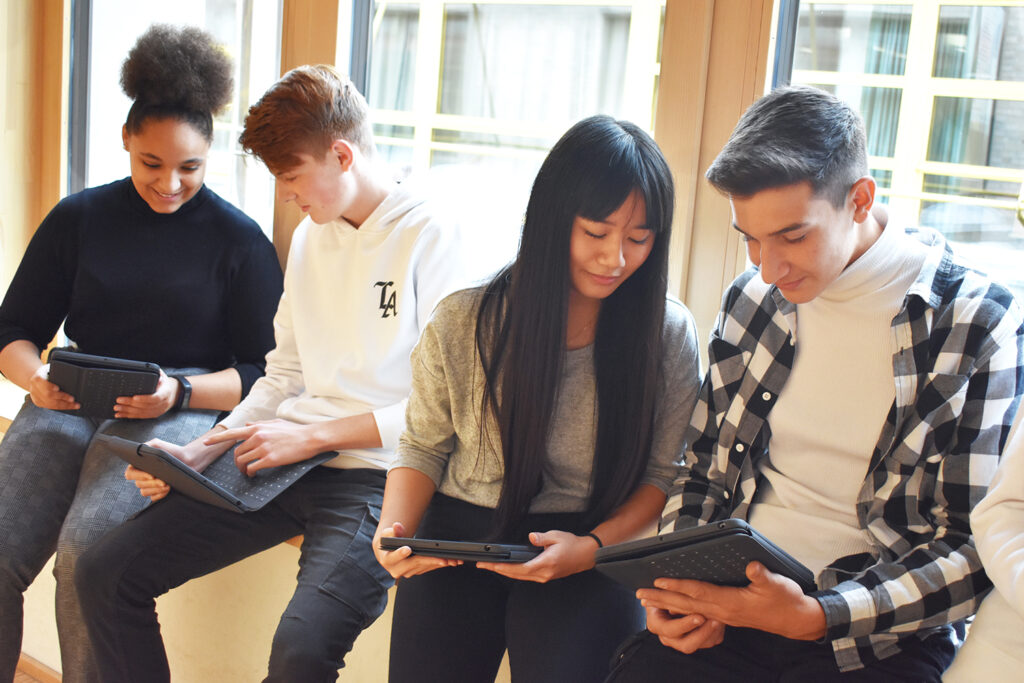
[924,95,1024,281]
[368,3,419,111]
[786,1,1024,299]
[795,4,910,75]
[438,5,630,121]
[362,1,665,274]
[365,1,661,167]
[927,97,1024,167]
[934,6,1024,81]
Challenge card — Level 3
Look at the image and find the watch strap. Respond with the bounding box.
[171,374,192,411]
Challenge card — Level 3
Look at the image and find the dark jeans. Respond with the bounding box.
[0,387,219,683]
[75,467,391,683]
[389,494,645,683]
[605,627,956,683]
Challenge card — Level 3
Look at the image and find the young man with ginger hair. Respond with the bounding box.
[76,65,468,682]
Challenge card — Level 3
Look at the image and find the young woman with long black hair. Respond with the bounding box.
[373,115,701,682]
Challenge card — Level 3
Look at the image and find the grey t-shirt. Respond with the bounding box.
[394,286,702,513]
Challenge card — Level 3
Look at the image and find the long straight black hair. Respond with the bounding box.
[476,115,675,539]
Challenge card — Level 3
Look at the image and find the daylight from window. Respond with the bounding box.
[362,0,665,264]
[791,1,1024,297]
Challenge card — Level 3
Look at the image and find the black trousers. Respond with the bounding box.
[388,494,645,683]
[76,467,391,683]
[605,627,956,683]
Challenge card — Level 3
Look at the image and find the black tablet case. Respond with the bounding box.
[594,519,816,592]
[97,433,336,513]
[378,537,541,563]
[47,349,160,419]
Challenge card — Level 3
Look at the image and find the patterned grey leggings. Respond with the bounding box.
[0,387,219,683]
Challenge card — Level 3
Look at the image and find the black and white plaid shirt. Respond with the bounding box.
[661,226,1024,671]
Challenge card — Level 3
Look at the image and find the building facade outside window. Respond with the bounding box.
[789,1,1024,296]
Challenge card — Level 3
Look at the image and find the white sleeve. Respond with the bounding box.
[372,398,408,452]
[363,221,470,449]
[413,221,473,333]
[218,286,304,429]
[972,416,1024,619]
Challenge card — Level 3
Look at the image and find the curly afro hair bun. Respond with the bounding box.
[121,24,233,139]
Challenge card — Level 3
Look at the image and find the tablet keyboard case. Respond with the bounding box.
[98,434,335,512]
[197,446,336,511]
[47,351,160,419]
[595,521,816,592]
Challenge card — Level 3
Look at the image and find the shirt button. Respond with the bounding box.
[762,391,771,401]
[723,490,731,499]
[735,443,745,453]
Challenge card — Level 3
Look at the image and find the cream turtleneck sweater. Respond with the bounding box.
[748,219,929,578]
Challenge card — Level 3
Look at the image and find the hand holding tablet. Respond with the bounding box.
[594,519,815,592]
[47,349,160,418]
[379,537,541,563]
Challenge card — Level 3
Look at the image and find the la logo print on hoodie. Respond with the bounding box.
[375,281,398,318]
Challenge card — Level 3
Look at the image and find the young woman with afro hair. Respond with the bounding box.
[0,24,282,682]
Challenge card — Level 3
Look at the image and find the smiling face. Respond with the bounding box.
[123,118,210,214]
[731,180,877,304]
[568,189,654,307]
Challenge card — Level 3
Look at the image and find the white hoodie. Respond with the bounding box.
[944,417,1024,681]
[219,182,470,470]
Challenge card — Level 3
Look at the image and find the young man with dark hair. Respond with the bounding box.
[75,65,468,682]
[607,85,1024,681]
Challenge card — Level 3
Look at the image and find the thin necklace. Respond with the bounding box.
[566,318,596,349]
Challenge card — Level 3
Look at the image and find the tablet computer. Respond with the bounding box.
[97,433,336,513]
[47,349,160,419]
[379,537,541,563]
[594,519,816,593]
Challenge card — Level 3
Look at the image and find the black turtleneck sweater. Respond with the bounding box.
[0,178,283,395]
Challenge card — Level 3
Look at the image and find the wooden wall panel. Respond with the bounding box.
[272,0,341,268]
[0,1,67,294]
[655,0,775,344]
